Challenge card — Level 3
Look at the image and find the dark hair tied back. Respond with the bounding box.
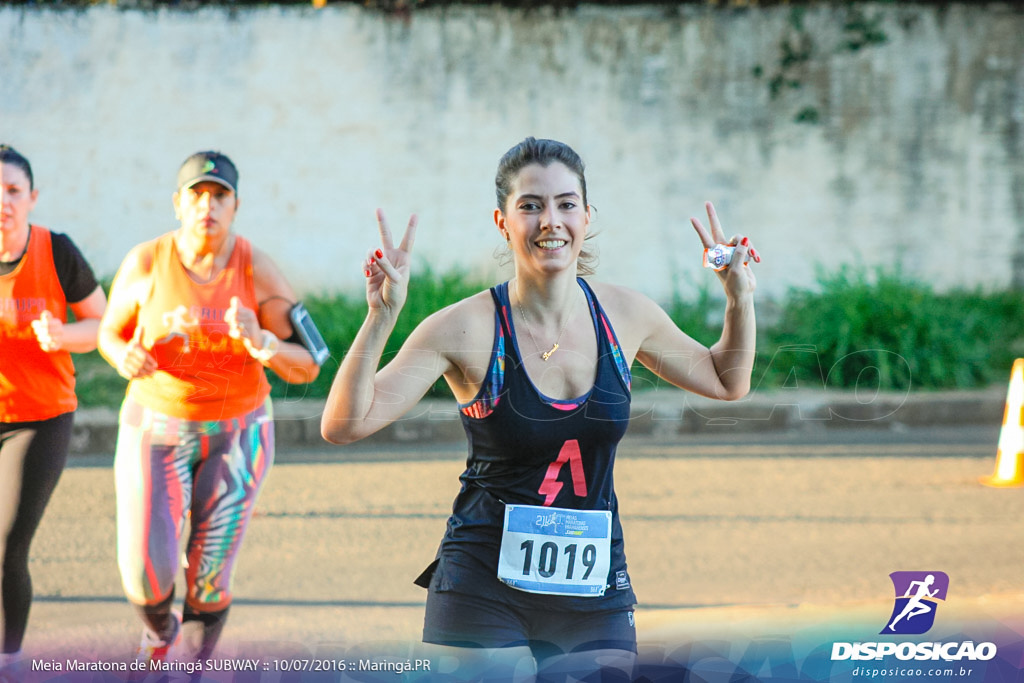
[495,137,587,211]
[494,137,596,275]
[0,145,34,190]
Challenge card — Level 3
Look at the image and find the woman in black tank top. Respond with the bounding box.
[323,137,760,681]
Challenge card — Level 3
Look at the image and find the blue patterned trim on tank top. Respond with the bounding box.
[597,304,631,392]
[459,279,630,418]
[458,309,506,419]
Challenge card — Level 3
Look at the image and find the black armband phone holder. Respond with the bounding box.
[289,302,330,366]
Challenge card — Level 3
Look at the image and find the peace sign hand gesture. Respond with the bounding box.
[690,201,759,299]
[364,210,418,317]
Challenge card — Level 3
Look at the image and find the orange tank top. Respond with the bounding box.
[0,226,77,422]
[126,233,271,420]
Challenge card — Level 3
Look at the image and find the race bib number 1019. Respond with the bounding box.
[497,504,612,597]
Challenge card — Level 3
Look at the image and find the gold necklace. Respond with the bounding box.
[514,279,577,362]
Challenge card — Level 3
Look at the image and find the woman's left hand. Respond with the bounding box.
[690,201,759,298]
[31,310,64,352]
[225,296,262,347]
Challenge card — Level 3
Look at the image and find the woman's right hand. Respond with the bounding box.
[118,325,158,380]
[364,209,417,317]
[31,310,64,352]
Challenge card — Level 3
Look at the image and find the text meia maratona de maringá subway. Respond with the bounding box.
[33,659,208,674]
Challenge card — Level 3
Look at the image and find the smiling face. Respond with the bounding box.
[0,162,38,238]
[173,180,238,255]
[494,162,591,277]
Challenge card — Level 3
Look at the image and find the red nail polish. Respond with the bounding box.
[741,237,749,246]
[364,269,371,277]
[375,249,383,259]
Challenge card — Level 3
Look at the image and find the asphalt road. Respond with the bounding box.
[23,425,1024,678]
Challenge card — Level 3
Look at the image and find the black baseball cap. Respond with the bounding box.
[176,151,239,193]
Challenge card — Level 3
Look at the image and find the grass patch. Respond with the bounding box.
[763,266,1024,391]
[74,351,128,408]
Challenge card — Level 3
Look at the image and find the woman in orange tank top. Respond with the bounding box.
[0,145,107,672]
[98,151,320,664]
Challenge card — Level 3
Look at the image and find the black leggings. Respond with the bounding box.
[0,412,73,654]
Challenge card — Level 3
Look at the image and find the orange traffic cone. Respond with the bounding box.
[981,358,1024,487]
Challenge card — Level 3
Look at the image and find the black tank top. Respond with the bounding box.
[417,278,637,611]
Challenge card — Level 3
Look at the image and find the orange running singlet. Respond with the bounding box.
[126,233,271,421]
[0,226,77,422]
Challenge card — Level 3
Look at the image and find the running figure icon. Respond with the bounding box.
[887,574,939,632]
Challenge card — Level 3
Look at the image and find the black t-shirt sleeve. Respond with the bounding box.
[50,232,100,304]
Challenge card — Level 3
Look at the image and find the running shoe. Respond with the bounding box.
[135,611,181,664]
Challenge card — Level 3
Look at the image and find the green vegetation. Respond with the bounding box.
[73,265,1024,407]
[841,6,888,52]
[73,350,130,408]
[750,5,890,124]
[759,267,1024,392]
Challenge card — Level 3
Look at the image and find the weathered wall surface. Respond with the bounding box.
[2,4,1022,302]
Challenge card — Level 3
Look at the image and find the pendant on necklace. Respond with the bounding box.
[542,343,559,361]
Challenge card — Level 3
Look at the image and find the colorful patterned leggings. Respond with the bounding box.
[114,397,274,616]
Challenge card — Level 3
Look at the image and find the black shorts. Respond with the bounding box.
[423,587,637,661]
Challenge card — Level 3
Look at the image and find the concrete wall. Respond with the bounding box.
[2,3,1022,303]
